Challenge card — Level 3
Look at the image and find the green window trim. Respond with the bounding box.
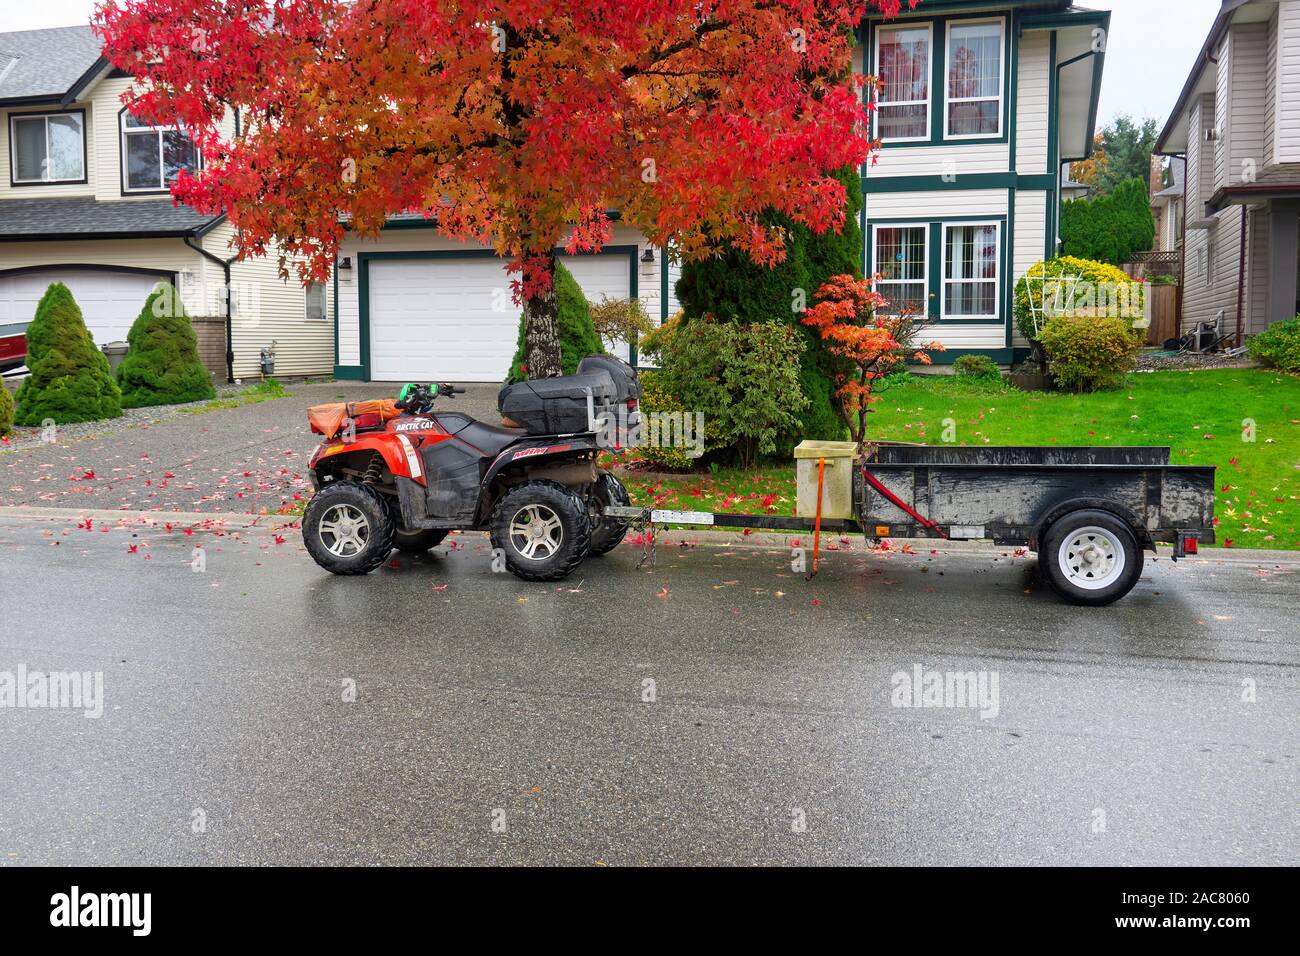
[865,214,1008,325]
[865,11,1014,150]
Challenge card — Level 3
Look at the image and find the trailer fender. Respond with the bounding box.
[1032,498,1156,554]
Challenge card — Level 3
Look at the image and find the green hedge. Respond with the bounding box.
[1060,177,1156,266]
[1038,315,1142,392]
[0,382,13,436]
[14,283,123,426]
[116,282,216,408]
[1248,317,1300,372]
[506,260,605,383]
[674,166,859,448]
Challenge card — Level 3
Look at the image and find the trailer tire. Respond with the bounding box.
[588,472,632,556]
[302,480,396,576]
[1041,509,1143,607]
[490,480,591,581]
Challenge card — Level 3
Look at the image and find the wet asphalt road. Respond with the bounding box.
[0,513,1296,866]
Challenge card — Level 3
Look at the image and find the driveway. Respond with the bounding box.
[0,511,1295,866]
[1,381,501,514]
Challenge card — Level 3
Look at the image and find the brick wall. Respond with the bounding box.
[190,316,227,381]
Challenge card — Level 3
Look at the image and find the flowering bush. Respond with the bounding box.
[1014,256,1145,343]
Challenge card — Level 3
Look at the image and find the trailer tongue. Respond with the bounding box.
[604,444,1216,608]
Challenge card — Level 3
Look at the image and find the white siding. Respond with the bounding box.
[1229,22,1269,186]
[866,143,1010,181]
[865,189,1007,220]
[1011,190,1048,347]
[202,222,333,380]
[1266,9,1279,166]
[1214,35,1230,193]
[1275,0,1300,163]
[1015,32,1051,176]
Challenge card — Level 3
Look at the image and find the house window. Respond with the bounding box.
[946,20,1004,138]
[943,222,1000,320]
[10,112,85,184]
[121,111,200,192]
[875,24,931,142]
[873,225,928,314]
[305,281,327,322]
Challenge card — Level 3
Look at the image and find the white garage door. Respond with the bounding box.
[561,254,633,363]
[368,254,632,382]
[0,270,168,347]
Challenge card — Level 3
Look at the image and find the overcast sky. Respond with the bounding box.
[8,0,1226,128]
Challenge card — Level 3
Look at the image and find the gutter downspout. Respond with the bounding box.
[185,236,238,384]
[1234,206,1247,348]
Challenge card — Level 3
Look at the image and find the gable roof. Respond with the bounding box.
[0,25,106,107]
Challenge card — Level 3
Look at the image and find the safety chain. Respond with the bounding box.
[630,510,657,570]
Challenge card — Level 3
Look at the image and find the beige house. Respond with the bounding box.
[0,25,332,381]
[1157,0,1300,343]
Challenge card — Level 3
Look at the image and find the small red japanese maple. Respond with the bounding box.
[801,274,943,450]
[95,0,916,378]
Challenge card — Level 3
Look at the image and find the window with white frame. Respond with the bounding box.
[305,281,327,322]
[872,225,928,315]
[121,110,200,192]
[10,112,85,184]
[875,24,931,142]
[943,223,1000,319]
[946,20,1004,138]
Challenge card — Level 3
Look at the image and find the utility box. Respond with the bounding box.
[794,440,858,519]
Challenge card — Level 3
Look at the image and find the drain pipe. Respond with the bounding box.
[185,235,238,384]
[1233,208,1247,348]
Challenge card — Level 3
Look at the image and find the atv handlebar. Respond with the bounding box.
[395,382,464,412]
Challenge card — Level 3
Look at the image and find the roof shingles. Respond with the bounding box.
[0,25,103,104]
[0,197,220,240]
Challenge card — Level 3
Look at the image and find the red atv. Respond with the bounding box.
[302,356,637,581]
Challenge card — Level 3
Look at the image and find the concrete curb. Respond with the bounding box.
[2,505,1298,566]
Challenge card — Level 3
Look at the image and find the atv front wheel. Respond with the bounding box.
[490,480,591,581]
[588,471,632,557]
[303,481,396,575]
[392,528,449,554]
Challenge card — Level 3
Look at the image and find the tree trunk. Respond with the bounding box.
[522,250,563,379]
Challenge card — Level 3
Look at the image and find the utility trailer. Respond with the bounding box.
[605,446,1215,607]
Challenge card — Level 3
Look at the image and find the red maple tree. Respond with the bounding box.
[96,0,916,378]
[801,275,942,450]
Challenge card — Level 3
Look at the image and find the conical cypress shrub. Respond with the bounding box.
[0,381,14,436]
[116,282,216,408]
[14,283,123,426]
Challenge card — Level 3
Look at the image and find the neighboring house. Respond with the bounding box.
[1061,165,1091,201]
[334,0,1109,380]
[1151,156,1185,254]
[1156,0,1300,342]
[0,25,331,381]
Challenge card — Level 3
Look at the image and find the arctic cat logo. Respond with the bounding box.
[394,421,436,432]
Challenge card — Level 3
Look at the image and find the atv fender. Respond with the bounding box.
[481,436,602,489]
[310,434,426,486]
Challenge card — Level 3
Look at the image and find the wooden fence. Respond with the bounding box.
[1143,284,1179,346]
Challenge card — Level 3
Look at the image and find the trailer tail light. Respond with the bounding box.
[1182,535,1199,555]
[627,399,638,412]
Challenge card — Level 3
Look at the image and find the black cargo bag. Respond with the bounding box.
[577,354,641,404]
[498,371,617,435]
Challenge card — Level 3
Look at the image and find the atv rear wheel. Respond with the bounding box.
[303,481,396,575]
[490,480,591,581]
[588,471,631,557]
[392,528,449,553]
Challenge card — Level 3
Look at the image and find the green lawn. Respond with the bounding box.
[619,368,1300,551]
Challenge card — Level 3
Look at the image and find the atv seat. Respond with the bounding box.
[435,413,525,456]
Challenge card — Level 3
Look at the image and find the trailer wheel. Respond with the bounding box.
[588,472,632,557]
[490,480,591,581]
[1041,510,1143,606]
[302,481,396,576]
